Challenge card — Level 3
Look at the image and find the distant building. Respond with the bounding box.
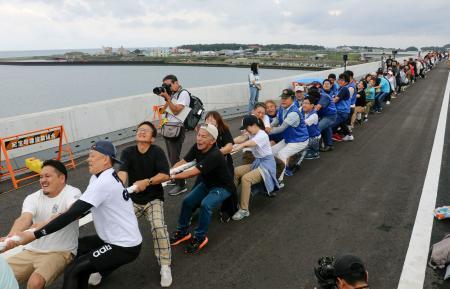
[145,47,170,57]
[198,51,218,56]
[103,46,113,55]
[117,46,129,56]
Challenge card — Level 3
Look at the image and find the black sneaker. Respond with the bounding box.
[218,211,231,223]
[184,236,208,254]
[170,230,191,246]
[320,145,334,152]
[168,185,188,196]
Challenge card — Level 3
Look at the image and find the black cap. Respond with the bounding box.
[279,88,295,99]
[91,141,123,165]
[334,255,366,278]
[240,114,259,130]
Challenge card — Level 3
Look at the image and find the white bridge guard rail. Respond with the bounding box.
[0,57,411,161]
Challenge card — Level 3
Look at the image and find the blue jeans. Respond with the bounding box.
[318,114,336,146]
[248,86,259,112]
[332,111,350,136]
[374,92,389,111]
[177,182,231,239]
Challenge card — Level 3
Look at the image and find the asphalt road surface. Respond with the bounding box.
[1,62,449,289]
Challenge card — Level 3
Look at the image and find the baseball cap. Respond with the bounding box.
[240,114,259,130]
[334,255,366,278]
[199,123,218,140]
[294,85,305,92]
[91,141,123,164]
[279,88,295,98]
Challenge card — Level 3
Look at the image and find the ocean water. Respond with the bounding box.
[0,65,307,118]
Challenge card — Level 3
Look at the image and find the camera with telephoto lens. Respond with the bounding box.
[314,256,338,289]
[153,83,172,95]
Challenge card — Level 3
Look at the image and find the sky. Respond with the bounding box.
[0,0,449,51]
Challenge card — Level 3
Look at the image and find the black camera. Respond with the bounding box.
[153,83,172,95]
[314,256,338,289]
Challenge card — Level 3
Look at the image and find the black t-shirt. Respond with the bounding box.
[184,144,235,194]
[119,145,170,205]
[216,128,234,169]
[355,89,366,107]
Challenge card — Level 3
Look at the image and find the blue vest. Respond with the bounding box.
[318,91,337,117]
[335,86,351,113]
[347,82,357,106]
[277,104,309,143]
[303,109,321,138]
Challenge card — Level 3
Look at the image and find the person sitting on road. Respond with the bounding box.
[117,121,172,287]
[269,89,309,181]
[331,73,353,142]
[352,80,367,126]
[253,102,271,133]
[317,80,337,152]
[364,77,376,121]
[328,73,339,97]
[169,124,235,254]
[373,69,391,113]
[241,102,271,165]
[294,85,306,107]
[301,96,321,160]
[204,111,238,222]
[232,115,279,220]
[1,160,81,289]
[265,100,283,145]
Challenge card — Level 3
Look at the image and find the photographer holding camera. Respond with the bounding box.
[156,74,191,196]
[314,255,370,289]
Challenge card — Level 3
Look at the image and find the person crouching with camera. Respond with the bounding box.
[315,255,370,289]
[155,74,191,197]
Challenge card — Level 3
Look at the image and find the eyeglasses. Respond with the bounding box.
[137,128,152,133]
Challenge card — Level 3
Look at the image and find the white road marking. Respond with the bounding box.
[398,72,450,289]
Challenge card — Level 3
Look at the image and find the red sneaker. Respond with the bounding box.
[332,133,343,142]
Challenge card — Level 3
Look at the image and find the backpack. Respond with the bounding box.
[179,89,205,130]
[429,234,450,269]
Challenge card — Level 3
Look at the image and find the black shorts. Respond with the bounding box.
[78,235,141,274]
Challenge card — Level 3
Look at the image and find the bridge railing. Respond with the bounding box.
[0,57,413,172]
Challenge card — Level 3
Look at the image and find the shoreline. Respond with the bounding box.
[0,60,326,71]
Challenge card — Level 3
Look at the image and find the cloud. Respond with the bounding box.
[0,0,449,50]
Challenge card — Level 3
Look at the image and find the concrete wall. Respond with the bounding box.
[0,57,411,162]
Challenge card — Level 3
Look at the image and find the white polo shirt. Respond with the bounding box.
[80,168,142,247]
[22,185,81,255]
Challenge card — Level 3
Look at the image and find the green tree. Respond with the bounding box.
[405,46,419,51]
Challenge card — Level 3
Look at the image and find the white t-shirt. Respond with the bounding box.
[304,113,318,126]
[167,90,190,123]
[262,115,271,128]
[22,185,81,255]
[80,168,142,247]
[248,72,261,87]
[250,129,272,159]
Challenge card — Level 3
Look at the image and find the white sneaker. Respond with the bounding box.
[160,265,172,287]
[232,209,250,221]
[386,101,391,105]
[342,135,354,141]
[88,273,102,286]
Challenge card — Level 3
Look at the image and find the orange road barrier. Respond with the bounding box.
[0,125,76,190]
[152,105,166,128]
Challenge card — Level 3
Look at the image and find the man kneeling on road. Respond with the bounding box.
[1,160,81,289]
[269,89,309,183]
[169,123,236,254]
